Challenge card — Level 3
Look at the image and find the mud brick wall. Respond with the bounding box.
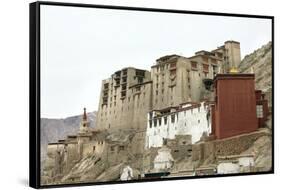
[192,131,269,163]
[192,142,215,163]
[214,132,266,156]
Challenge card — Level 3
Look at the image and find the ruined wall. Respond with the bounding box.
[64,143,79,173]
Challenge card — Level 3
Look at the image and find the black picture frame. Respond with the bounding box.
[29,1,274,189]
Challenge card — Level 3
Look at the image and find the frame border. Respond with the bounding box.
[29,1,274,189]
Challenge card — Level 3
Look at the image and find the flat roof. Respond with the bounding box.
[225,40,240,44]
[214,73,255,82]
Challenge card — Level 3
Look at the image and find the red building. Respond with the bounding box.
[212,74,259,139]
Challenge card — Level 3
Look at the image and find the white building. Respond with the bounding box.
[153,146,174,172]
[145,102,212,149]
[217,154,255,174]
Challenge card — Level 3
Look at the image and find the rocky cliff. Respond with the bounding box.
[239,41,272,106]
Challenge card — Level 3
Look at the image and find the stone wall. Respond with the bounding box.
[192,130,270,166]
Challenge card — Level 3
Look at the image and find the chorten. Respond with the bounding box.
[79,108,90,133]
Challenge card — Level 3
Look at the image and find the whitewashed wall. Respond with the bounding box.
[145,102,211,149]
[217,156,255,174]
[238,157,254,167]
[153,147,174,171]
[217,163,240,174]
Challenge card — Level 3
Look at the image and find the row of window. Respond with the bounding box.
[149,108,203,128]
[155,62,176,72]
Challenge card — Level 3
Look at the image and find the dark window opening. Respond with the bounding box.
[149,120,152,128]
[171,115,175,123]
[154,119,157,127]
[119,146,124,151]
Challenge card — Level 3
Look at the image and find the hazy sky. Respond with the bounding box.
[40,5,272,118]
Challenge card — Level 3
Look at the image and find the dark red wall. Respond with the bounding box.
[214,74,258,139]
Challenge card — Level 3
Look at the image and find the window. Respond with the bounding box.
[119,146,124,151]
[171,114,175,123]
[122,77,127,83]
[211,58,217,64]
[93,146,96,152]
[110,146,115,151]
[158,118,162,126]
[122,69,127,75]
[121,91,126,97]
[191,61,197,70]
[137,77,143,84]
[216,52,223,58]
[170,62,177,69]
[104,83,109,89]
[154,119,157,127]
[203,64,209,72]
[256,105,263,118]
[149,120,152,128]
[136,69,145,77]
[164,117,167,124]
[170,69,176,76]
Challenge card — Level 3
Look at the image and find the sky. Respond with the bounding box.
[40,5,272,118]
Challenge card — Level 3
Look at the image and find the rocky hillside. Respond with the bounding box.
[40,111,97,160]
[239,41,272,106]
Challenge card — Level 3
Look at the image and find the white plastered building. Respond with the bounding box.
[145,102,212,149]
